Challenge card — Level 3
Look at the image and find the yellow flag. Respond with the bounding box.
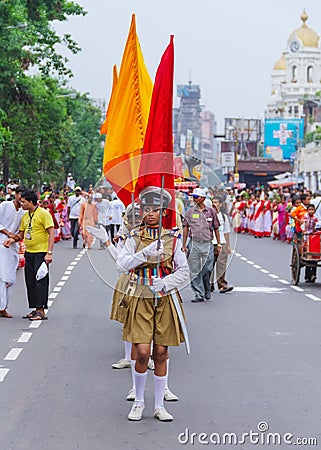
[100,65,118,135]
[103,14,153,205]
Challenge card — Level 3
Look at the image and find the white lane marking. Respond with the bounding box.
[56,281,65,287]
[268,331,292,336]
[235,252,241,257]
[53,287,61,292]
[48,300,53,308]
[279,279,290,285]
[269,274,279,279]
[80,250,85,255]
[61,276,69,281]
[291,285,304,292]
[65,271,72,275]
[305,294,321,302]
[75,257,81,261]
[4,348,23,361]
[66,266,74,271]
[29,321,42,329]
[49,292,58,299]
[240,257,247,261]
[246,260,255,265]
[70,262,78,266]
[17,332,32,343]
[260,269,269,274]
[233,287,285,293]
[0,368,10,382]
[253,264,261,269]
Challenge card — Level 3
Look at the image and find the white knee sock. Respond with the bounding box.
[124,341,131,361]
[131,360,136,389]
[134,369,147,404]
[154,374,166,410]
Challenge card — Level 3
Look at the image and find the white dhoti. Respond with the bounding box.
[0,243,19,310]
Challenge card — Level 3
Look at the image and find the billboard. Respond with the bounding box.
[264,118,304,160]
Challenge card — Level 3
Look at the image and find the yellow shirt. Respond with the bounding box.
[20,207,54,253]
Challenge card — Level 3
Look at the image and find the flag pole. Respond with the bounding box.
[131,192,135,226]
[155,175,165,307]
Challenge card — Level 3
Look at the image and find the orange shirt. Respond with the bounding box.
[291,204,307,231]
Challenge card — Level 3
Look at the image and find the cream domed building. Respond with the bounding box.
[267,11,321,119]
[266,11,321,192]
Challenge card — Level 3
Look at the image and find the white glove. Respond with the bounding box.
[151,276,166,293]
[142,240,164,257]
[86,225,110,243]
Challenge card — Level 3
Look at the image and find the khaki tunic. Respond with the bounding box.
[119,227,186,346]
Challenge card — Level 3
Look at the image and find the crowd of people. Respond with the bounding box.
[228,186,321,244]
[3,177,320,422]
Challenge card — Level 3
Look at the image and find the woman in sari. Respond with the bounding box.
[277,195,288,241]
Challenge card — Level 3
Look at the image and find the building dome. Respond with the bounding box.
[288,11,319,48]
[273,55,286,70]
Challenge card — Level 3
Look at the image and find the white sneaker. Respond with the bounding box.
[126,387,136,401]
[128,403,145,421]
[164,387,179,401]
[148,357,155,370]
[112,359,131,369]
[154,407,173,422]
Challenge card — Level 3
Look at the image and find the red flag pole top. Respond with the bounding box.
[135,35,176,228]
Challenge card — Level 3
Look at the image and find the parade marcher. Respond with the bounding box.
[5,189,54,321]
[276,195,288,241]
[289,193,311,243]
[263,192,272,237]
[182,187,221,302]
[94,192,113,249]
[78,194,97,249]
[110,194,125,241]
[57,197,71,240]
[87,201,179,403]
[0,185,26,317]
[116,186,189,422]
[67,186,85,248]
[253,193,264,238]
[211,196,233,294]
[247,193,256,235]
[231,195,246,233]
[302,204,319,283]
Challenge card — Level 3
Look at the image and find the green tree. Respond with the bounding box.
[61,94,104,188]
[0,0,87,182]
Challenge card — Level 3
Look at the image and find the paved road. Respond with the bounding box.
[0,234,321,449]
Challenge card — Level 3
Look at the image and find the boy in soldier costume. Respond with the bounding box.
[116,186,189,422]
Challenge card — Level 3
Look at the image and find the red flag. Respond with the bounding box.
[134,35,176,228]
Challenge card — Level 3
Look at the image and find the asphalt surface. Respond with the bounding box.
[1,234,321,450]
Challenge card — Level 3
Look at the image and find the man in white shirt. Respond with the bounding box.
[0,185,26,317]
[110,194,125,241]
[211,196,234,294]
[94,192,113,248]
[67,186,85,248]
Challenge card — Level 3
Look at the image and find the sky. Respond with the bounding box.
[54,0,321,131]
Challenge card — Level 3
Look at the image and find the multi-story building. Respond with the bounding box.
[173,81,217,170]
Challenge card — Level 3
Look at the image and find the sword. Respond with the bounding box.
[169,289,191,355]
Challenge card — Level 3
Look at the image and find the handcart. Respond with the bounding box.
[291,231,321,285]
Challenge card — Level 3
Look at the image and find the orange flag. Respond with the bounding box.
[103,14,153,205]
[100,65,118,135]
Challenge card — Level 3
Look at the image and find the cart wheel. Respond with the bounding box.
[291,244,301,285]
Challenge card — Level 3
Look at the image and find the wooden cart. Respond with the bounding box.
[291,231,321,285]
